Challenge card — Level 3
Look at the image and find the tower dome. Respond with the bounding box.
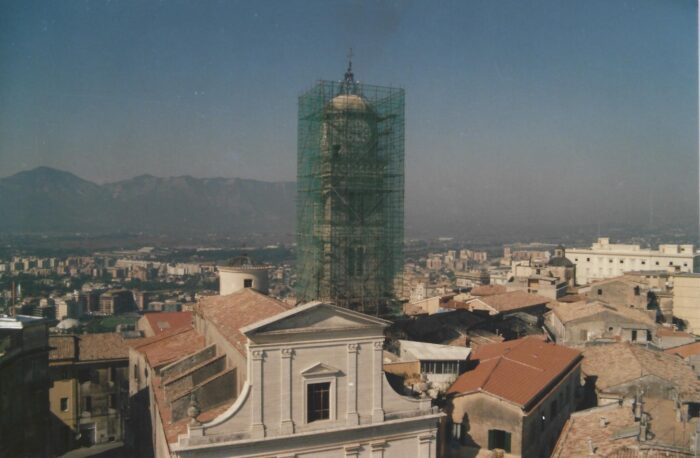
[218,256,270,295]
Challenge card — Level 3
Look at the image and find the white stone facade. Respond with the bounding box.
[568,237,698,285]
[171,302,441,458]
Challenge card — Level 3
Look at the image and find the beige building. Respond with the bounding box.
[547,300,657,346]
[673,273,700,334]
[129,288,441,458]
[568,237,698,285]
[446,336,582,458]
[49,333,129,454]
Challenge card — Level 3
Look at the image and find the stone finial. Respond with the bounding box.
[187,393,201,426]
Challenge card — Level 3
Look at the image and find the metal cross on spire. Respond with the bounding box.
[344,47,355,84]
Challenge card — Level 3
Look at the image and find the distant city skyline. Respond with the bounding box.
[1,0,697,235]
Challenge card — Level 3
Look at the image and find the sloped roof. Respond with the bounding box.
[144,311,193,336]
[131,326,205,368]
[196,288,292,356]
[550,301,655,326]
[448,336,581,410]
[469,285,507,297]
[665,342,700,359]
[78,333,129,361]
[469,291,551,313]
[582,343,700,399]
[49,335,76,361]
[50,333,129,362]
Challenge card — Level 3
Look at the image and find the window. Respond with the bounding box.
[307,382,330,422]
[109,394,117,409]
[634,286,640,296]
[60,397,69,412]
[609,259,614,263]
[84,396,92,412]
[586,258,590,262]
[597,289,603,296]
[655,261,659,266]
[641,261,646,265]
[488,429,512,453]
[243,279,253,288]
[619,260,624,264]
[632,330,638,342]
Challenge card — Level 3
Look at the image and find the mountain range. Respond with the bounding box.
[0,167,296,236]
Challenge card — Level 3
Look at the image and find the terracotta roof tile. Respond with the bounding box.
[448,336,581,410]
[132,326,205,369]
[469,290,551,313]
[470,285,507,297]
[550,301,655,326]
[144,311,193,336]
[665,342,700,359]
[50,333,129,362]
[582,343,700,399]
[49,335,76,361]
[78,333,129,361]
[196,288,291,356]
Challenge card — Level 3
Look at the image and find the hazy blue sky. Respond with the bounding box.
[1,0,697,235]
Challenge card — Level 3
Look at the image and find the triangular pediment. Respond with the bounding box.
[301,362,342,377]
[240,301,390,336]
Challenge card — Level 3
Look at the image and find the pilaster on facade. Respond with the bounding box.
[280,347,295,434]
[372,340,385,422]
[344,444,363,458]
[418,433,435,458]
[346,343,359,425]
[251,349,266,438]
[370,441,388,458]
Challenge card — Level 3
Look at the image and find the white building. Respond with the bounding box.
[130,289,441,458]
[567,237,698,285]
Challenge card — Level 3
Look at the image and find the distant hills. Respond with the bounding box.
[0,167,296,236]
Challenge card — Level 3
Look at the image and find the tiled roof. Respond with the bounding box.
[50,333,129,362]
[582,343,700,399]
[553,399,696,457]
[469,285,507,297]
[469,290,551,313]
[665,342,700,359]
[131,326,205,368]
[78,333,129,361]
[447,336,581,410]
[552,403,638,457]
[196,288,291,356]
[550,301,655,326]
[49,335,76,361]
[144,311,193,336]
